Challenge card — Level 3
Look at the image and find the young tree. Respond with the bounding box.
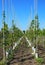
[11,20,23,42]
[1,21,9,56]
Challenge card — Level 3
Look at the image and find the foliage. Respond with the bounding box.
[36,58,44,64]
[26,15,39,43]
[0,20,23,61]
[7,49,14,61]
[0,20,23,48]
[11,20,23,42]
[1,22,9,46]
[42,29,45,36]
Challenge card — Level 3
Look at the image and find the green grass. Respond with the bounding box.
[36,58,44,64]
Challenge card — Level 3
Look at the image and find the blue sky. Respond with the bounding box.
[0,0,45,30]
